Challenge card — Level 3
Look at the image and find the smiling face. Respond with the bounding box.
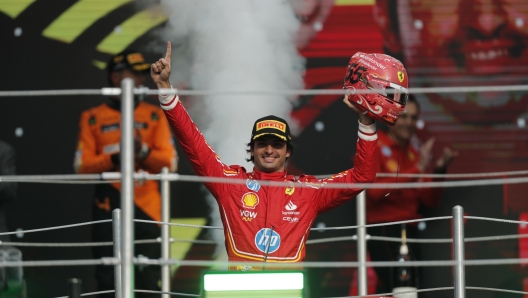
[374,0,528,125]
[394,0,528,76]
[251,135,291,173]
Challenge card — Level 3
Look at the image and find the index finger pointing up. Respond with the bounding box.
[165,41,172,62]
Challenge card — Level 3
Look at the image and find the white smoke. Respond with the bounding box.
[158,0,305,262]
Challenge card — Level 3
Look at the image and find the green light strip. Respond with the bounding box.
[96,5,168,54]
[0,0,35,19]
[204,272,304,291]
[335,0,374,5]
[42,0,131,43]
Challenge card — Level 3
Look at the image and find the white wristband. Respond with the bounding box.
[158,85,179,110]
[358,121,377,141]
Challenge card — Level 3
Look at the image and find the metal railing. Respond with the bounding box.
[2,81,528,297]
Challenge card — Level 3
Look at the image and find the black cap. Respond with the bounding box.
[107,50,151,73]
[251,115,292,142]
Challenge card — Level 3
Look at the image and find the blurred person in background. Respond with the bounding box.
[374,0,528,125]
[370,0,528,289]
[74,51,178,297]
[365,96,458,294]
[363,0,528,293]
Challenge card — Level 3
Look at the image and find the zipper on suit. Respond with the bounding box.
[263,225,274,270]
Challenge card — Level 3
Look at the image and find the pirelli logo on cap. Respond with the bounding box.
[251,115,290,141]
[256,120,286,133]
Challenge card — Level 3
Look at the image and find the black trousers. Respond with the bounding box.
[92,185,161,298]
[367,224,421,294]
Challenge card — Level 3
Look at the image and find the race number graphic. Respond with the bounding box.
[344,62,368,85]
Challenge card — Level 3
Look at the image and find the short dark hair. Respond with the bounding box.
[245,139,295,163]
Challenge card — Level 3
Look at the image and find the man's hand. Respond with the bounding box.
[417,138,459,172]
[151,41,172,89]
[435,146,458,169]
[133,129,151,160]
[417,137,435,172]
[343,96,374,125]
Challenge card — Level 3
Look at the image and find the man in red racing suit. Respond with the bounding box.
[151,42,378,270]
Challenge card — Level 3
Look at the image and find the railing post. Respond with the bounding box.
[161,167,171,297]
[356,190,368,296]
[120,78,135,298]
[68,278,82,298]
[113,209,122,298]
[453,205,466,298]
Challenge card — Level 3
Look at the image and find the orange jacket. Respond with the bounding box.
[366,131,442,224]
[74,101,177,221]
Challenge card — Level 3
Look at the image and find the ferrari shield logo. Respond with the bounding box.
[397,71,404,83]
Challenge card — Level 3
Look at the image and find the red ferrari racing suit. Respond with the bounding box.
[162,98,378,269]
[366,130,442,224]
[364,130,443,293]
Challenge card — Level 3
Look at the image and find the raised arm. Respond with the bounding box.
[310,96,378,213]
[150,42,235,198]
